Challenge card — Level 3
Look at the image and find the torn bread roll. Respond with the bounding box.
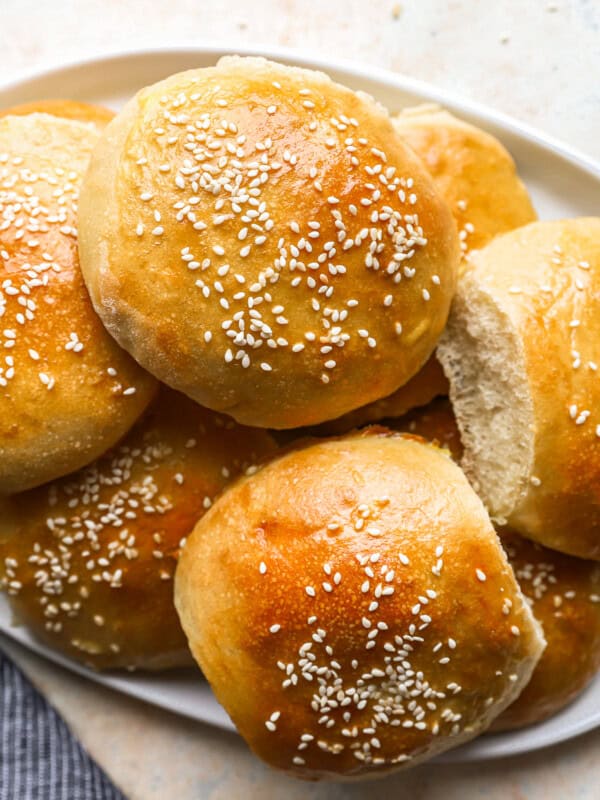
[437,218,600,560]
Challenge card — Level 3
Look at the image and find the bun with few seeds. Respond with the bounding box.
[0,386,276,670]
[0,99,114,132]
[78,56,460,429]
[391,398,600,730]
[304,352,448,437]
[437,218,600,559]
[393,106,536,258]
[0,113,157,494]
[175,430,544,779]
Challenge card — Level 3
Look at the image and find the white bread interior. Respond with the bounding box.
[437,272,534,524]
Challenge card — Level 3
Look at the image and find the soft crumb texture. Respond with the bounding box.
[0,113,157,493]
[438,218,600,559]
[175,431,544,780]
[0,387,276,670]
[393,107,536,258]
[78,57,459,429]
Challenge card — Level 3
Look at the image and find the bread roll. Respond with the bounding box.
[0,99,114,131]
[437,218,600,559]
[393,106,536,257]
[0,113,156,493]
[175,431,544,779]
[392,398,600,729]
[492,530,600,731]
[78,56,459,429]
[0,387,276,670]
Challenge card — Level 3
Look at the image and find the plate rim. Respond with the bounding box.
[0,42,599,179]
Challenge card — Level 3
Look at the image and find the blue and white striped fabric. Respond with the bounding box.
[0,650,125,800]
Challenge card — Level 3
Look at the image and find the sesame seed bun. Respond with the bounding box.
[492,530,600,731]
[391,399,600,730]
[78,56,460,429]
[393,106,536,258]
[0,99,114,132]
[437,218,600,559]
[0,386,277,670]
[174,431,544,779]
[0,113,157,494]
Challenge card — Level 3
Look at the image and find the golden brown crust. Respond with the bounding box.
[0,113,157,493]
[0,100,114,132]
[393,107,536,258]
[304,353,448,436]
[492,530,600,730]
[175,432,543,779]
[78,57,459,429]
[0,387,276,670]
[389,399,600,729]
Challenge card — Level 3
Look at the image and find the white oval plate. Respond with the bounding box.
[1,46,599,764]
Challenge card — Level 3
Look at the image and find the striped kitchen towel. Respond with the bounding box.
[0,649,126,800]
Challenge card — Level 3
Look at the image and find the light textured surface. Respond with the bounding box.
[1,1,599,798]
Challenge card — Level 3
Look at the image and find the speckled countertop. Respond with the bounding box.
[1,1,599,798]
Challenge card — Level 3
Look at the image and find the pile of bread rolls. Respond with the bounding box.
[1,56,598,781]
